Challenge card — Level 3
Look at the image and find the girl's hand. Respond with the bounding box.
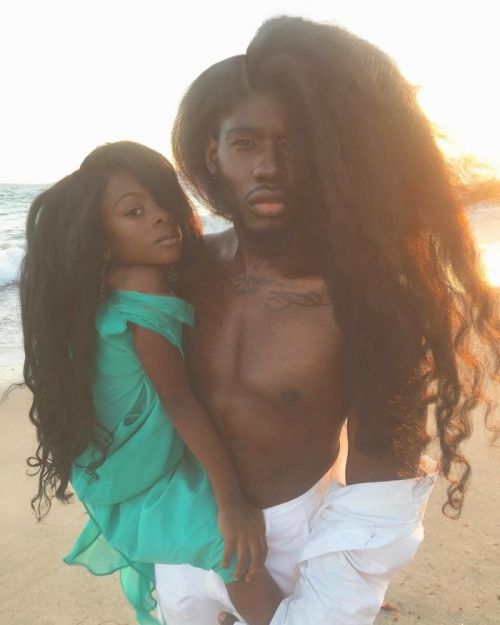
[218,500,267,582]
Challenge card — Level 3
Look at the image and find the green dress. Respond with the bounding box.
[64,290,235,625]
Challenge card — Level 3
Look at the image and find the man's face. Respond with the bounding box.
[206,93,304,235]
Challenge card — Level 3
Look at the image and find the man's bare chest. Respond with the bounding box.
[186,271,344,398]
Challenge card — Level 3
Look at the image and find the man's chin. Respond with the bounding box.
[246,218,288,233]
[235,216,298,258]
[239,209,291,234]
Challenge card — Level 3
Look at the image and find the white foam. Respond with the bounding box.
[0,246,24,288]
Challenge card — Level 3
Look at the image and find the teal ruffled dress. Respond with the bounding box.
[64,290,235,625]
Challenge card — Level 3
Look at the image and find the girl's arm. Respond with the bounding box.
[133,324,267,581]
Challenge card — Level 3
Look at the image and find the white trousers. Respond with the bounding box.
[155,457,437,625]
[155,473,329,624]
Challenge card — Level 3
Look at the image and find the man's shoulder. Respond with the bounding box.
[179,227,235,298]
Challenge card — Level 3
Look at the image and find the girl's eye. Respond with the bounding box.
[126,207,144,217]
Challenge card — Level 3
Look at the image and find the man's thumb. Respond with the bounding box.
[218,611,238,625]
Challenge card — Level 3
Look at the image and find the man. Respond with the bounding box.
[156,16,499,625]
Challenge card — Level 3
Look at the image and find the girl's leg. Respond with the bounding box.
[226,570,283,625]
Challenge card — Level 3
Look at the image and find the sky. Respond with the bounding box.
[1,0,499,183]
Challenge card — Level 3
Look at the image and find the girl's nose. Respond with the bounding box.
[152,209,172,225]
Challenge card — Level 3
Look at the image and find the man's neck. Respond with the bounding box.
[231,224,321,278]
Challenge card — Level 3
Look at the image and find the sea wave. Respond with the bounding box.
[0,246,24,288]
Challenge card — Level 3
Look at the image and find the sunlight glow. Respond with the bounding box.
[481,245,500,287]
[1,0,499,182]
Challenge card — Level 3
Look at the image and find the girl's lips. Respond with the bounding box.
[155,235,181,246]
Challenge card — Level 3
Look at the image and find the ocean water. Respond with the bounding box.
[0,185,46,385]
[1,184,499,385]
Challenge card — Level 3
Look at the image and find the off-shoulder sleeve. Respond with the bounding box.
[110,290,194,351]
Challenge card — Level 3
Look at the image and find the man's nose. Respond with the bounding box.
[253,145,286,182]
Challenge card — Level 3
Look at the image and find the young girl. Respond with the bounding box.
[20,141,282,625]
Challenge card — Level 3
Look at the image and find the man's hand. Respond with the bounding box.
[218,612,238,625]
[218,500,267,582]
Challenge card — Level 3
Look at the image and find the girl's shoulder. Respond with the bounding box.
[103,267,194,326]
[97,290,194,348]
[109,289,194,325]
[95,290,194,374]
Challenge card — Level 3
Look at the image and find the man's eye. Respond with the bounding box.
[281,138,296,151]
[126,207,144,217]
[233,139,255,149]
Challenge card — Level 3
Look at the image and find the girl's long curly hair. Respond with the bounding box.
[21,141,202,519]
[173,16,500,517]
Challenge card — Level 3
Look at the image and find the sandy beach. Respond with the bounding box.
[1,380,499,625]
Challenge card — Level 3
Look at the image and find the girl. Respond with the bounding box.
[20,141,282,625]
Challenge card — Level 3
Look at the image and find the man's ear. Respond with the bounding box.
[205,138,219,177]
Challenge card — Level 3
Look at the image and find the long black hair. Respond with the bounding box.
[172,16,500,516]
[21,141,202,519]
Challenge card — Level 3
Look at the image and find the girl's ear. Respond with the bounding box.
[205,138,219,177]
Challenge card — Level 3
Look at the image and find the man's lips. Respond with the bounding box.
[251,202,286,217]
[247,190,288,217]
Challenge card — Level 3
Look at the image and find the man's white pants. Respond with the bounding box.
[155,457,437,625]
[155,474,329,624]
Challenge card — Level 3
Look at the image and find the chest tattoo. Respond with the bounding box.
[266,289,332,311]
[232,274,278,295]
[230,272,332,311]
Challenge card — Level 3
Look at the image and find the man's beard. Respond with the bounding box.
[238,213,305,258]
[214,176,303,257]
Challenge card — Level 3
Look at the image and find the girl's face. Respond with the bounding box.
[101,170,182,267]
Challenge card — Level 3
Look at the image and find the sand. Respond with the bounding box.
[1,383,499,625]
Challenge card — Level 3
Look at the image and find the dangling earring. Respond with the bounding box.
[99,255,109,300]
[168,265,179,283]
